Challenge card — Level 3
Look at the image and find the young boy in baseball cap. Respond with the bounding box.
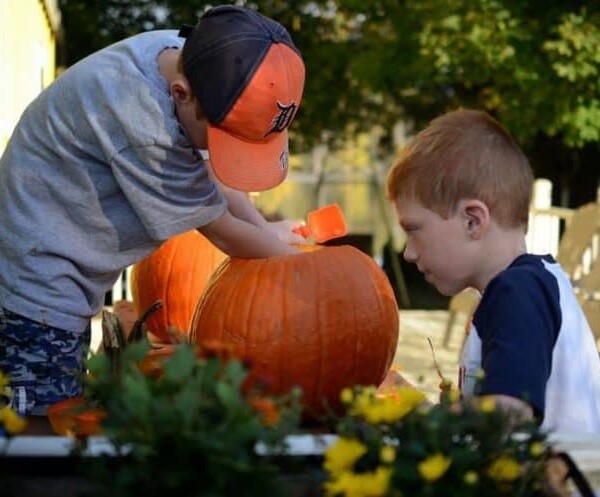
[0,5,306,429]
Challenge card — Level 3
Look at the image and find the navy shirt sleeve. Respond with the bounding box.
[474,262,561,417]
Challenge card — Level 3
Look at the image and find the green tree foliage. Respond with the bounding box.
[57,0,600,204]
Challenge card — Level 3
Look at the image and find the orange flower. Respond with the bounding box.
[197,340,239,362]
[249,395,280,426]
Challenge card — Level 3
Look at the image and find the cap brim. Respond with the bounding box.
[207,124,289,192]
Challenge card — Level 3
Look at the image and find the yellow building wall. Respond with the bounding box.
[0,0,60,153]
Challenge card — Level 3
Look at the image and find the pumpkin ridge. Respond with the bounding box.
[359,252,381,383]
[346,248,360,394]
[180,241,193,329]
[189,256,230,338]
[234,263,256,355]
[309,249,322,408]
[162,248,176,335]
[277,255,289,396]
[187,241,209,330]
[332,247,358,402]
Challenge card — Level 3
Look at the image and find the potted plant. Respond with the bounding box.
[322,384,562,497]
[0,370,28,439]
[77,340,311,496]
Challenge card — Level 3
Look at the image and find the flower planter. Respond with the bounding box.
[2,434,600,496]
[0,435,334,497]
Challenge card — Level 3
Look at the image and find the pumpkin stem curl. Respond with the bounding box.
[100,300,164,375]
[127,300,163,344]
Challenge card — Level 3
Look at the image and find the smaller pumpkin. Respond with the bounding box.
[130,230,227,341]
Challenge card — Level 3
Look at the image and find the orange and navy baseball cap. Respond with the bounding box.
[179,5,305,192]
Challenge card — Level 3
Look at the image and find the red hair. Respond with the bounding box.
[386,109,533,229]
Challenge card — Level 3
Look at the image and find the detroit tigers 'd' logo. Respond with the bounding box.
[265,101,298,137]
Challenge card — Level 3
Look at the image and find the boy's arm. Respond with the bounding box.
[198,209,301,258]
[219,184,269,228]
[209,167,307,245]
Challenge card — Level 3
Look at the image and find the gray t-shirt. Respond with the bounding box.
[0,30,226,333]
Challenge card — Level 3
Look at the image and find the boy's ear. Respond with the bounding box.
[170,78,194,104]
[171,77,206,120]
[460,199,490,240]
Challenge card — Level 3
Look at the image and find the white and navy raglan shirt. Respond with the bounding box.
[459,253,600,434]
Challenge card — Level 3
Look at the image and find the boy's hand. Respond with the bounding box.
[378,369,418,390]
[266,219,310,245]
[199,210,301,258]
[377,369,434,407]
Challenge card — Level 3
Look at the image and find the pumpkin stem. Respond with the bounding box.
[100,300,164,375]
[101,309,127,376]
[127,300,163,344]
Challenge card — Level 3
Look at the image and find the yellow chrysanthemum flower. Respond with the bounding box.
[0,406,27,434]
[341,388,354,405]
[324,438,368,476]
[380,445,396,463]
[487,455,521,481]
[529,442,545,457]
[463,470,479,485]
[352,389,375,414]
[479,396,496,412]
[0,371,10,391]
[352,387,426,424]
[448,388,461,403]
[1,385,13,400]
[418,453,452,481]
[324,467,392,497]
[324,471,351,497]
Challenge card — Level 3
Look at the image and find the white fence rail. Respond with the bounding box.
[110,266,133,304]
[526,178,570,257]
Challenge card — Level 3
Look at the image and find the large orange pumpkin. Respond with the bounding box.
[130,230,227,341]
[189,245,399,418]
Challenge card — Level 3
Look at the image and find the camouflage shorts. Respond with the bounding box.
[0,307,91,416]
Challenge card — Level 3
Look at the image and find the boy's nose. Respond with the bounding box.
[403,243,417,263]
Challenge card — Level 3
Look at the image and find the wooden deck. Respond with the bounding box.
[390,309,464,402]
